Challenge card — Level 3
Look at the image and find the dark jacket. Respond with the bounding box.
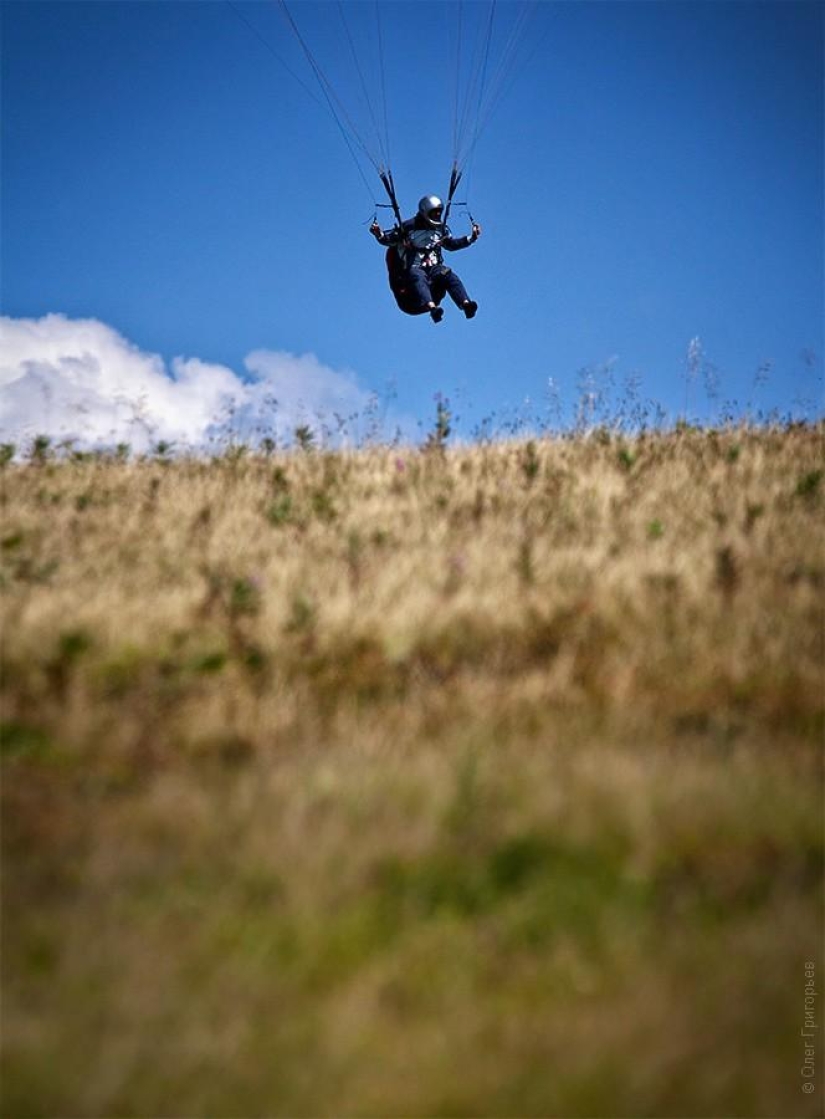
[376,213,474,276]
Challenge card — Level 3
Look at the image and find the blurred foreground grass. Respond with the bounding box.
[2,425,823,1117]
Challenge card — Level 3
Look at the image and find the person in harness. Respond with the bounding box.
[370,195,482,323]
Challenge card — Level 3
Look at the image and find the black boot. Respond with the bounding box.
[463,300,478,319]
[430,306,444,323]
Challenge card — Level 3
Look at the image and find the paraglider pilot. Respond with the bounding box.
[370,195,482,323]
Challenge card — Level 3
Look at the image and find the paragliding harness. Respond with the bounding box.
[377,166,473,313]
[385,243,412,294]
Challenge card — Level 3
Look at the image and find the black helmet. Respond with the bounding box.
[418,195,444,228]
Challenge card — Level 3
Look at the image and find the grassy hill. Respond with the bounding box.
[2,424,823,1116]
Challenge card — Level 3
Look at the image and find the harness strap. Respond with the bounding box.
[378,169,403,230]
[443,165,463,225]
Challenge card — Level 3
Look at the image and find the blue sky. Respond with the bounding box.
[1,0,822,446]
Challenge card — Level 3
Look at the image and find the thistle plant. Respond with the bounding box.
[684,335,703,421]
[426,394,452,451]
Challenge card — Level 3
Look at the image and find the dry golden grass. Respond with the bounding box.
[1,424,823,1117]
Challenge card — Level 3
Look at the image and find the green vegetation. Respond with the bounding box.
[1,425,823,1116]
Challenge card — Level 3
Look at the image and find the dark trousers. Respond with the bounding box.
[392,265,470,316]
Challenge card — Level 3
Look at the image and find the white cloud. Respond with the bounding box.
[0,314,381,450]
